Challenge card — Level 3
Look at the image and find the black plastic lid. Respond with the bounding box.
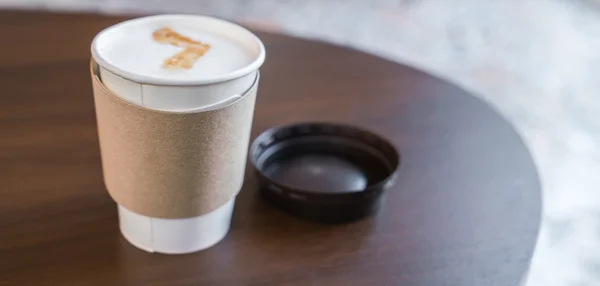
[249,122,400,223]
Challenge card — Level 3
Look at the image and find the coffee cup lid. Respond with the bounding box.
[249,123,400,223]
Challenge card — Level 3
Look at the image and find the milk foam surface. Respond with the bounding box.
[93,15,258,83]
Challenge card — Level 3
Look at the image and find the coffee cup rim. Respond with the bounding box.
[91,14,266,86]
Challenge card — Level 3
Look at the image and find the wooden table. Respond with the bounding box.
[0,12,541,286]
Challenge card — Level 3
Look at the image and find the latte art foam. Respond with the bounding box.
[92,15,258,83]
[152,27,211,70]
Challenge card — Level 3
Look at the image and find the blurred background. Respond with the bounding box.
[2,0,600,285]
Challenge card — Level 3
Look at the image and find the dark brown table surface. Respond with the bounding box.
[0,11,541,286]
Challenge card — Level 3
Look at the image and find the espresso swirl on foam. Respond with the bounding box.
[152,27,211,70]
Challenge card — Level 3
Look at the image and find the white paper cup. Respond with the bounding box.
[91,14,265,254]
[118,199,235,254]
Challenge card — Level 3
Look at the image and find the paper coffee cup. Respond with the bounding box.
[91,14,265,254]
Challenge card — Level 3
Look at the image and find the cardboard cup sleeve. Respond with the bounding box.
[90,63,258,219]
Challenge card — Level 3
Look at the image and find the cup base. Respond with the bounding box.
[118,199,235,254]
